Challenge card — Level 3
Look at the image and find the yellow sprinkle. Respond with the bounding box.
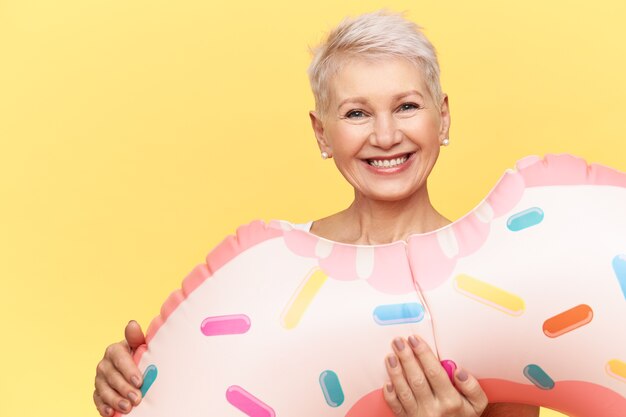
[281,268,328,329]
[455,274,525,316]
[607,359,626,383]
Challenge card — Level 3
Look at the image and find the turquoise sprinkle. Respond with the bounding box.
[319,370,344,407]
[140,364,158,397]
[613,255,626,300]
[373,302,425,325]
[507,207,544,231]
[523,364,555,390]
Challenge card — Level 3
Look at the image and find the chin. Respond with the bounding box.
[364,186,422,203]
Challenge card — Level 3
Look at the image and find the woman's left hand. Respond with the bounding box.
[383,335,488,417]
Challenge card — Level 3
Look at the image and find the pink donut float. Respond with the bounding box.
[120,154,626,417]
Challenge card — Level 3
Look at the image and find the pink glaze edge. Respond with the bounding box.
[131,220,283,361]
[345,379,626,417]
[480,378,626,417]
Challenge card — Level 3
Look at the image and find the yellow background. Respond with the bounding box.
[1,0,625,416]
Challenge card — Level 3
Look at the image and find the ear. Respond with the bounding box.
[438,94,451,143]
[309,111,332,157]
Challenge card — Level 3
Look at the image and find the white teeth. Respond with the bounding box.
[368,155,409,168]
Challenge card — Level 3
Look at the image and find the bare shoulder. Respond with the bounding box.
[482,403,539,417]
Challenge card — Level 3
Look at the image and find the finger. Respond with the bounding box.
[385,353,419,415]
[382,381,408,417]
[455,368,489,415]
[392,337,433,402]
[97,356,142,406]
[95,372,133,414]
[93,391,114,417]
[125,320,146,350]
[101,361,142,407]
[105,342,143,389]
[407,335,456,399]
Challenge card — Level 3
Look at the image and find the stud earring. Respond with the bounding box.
[321,151,329,159]
[442,138,450,146]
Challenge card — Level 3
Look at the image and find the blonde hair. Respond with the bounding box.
[308,10,442,116]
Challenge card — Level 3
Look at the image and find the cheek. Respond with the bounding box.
[403,117,441,145]
[330,125,368,156]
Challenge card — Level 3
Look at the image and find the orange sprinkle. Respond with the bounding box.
[543,304,593,338]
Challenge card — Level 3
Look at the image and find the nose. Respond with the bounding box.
[369,113,401,149]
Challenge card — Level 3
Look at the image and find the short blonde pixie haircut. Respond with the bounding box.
[308,10,443,117]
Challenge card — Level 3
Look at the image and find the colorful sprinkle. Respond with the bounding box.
[201,314,251,336]
[226,385,275,417]
[543,304,593,338]
[281,268,328,329]
[440,360,457,383]
[612,255,626,300]
[523,364,555,390]
[506,207,544,231]
[373,303,425,325]
[140,364,158,397]
[606,359,626,383]
[455,274,525,316]
[319,370,344,407]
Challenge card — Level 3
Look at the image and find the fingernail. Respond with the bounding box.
[393,338,405,351]
[131,375,141,388]
[104,406,112,416]
[386,382,394,393]
[457,369,469,382]
[388,355,398,368]
[128,391,138,403]
[408,335,420,349]
[118,400,130,412]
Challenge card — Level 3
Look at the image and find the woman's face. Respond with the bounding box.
[310,57,450,202]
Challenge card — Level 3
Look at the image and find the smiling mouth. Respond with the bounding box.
[366,153,412,168]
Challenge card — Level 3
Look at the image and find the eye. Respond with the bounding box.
[345,109,367,119]
[397,102,420,112]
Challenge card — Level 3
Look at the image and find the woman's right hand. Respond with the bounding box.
[383,335,488,417]
[93,321,146,416]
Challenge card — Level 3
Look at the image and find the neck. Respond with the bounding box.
[326,184,449,245]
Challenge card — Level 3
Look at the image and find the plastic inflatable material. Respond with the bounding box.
[122,154,626,417]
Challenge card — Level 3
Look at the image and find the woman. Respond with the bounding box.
[93,11,539,417]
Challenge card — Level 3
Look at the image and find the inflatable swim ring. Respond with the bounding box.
[122,154,626,417]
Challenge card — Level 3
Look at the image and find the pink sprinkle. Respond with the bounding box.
[441,359,457,383]
[200,314,251,336]
[226,385,275,417]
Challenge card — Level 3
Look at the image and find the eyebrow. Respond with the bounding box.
[336,90,425,109]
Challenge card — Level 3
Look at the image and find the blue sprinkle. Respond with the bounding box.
[613,255,626,300]
[140,364,158,397]
[523,364,555,390]
[373,303,425,325]
[319,370,344,407]
[507,207,544,232]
